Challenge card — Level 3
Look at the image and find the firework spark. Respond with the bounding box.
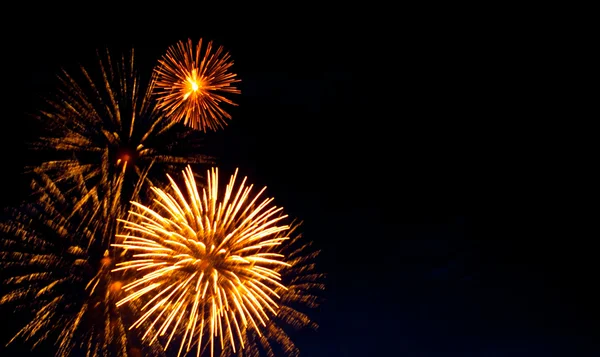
[113,166,292,357]
[30,48,211,209]
[0,173,165,356]
[153,38,241,132]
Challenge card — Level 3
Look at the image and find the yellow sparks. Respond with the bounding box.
[113,166,291,357]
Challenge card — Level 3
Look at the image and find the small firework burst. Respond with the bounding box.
[153,38,241,132]
[113,166,295,357]
[0,173,165,356]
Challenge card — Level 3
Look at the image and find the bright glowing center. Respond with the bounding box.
[185,244,229,275]
[183,69,203,100]
[185,78,202,95]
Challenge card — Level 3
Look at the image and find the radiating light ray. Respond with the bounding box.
[153,38,241,132]
[113,166,292,356]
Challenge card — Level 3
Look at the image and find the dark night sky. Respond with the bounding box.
[1,6,598,357]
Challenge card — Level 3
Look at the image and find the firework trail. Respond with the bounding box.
[0,172,165,356]
[153,38,241,132]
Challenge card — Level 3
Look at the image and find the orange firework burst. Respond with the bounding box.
[153,39,241,132]
[113,166,291,357]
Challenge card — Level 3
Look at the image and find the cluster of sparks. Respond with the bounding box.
[113,166,291,357]
[153,38,241,132]
[0,39,322,357]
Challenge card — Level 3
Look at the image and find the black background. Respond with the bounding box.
[1,5,598,357]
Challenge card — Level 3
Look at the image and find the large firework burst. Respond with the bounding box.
[113,166,299,357]
[153,38,241,132]
[0,172,165,356]
[30,48,211,209]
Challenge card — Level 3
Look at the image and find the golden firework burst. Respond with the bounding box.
[113,166,292,357]
[153,38,241,132]
[0,173,165,357]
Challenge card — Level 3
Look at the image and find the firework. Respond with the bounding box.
[221,223,324,357]
[30,48,211,209]
[113,166,293,357]
[153,38,241,132]
[0,173,165,356]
